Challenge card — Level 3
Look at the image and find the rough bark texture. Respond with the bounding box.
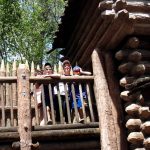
[17,64,32,150]
[104,52,128,150]
[91,49,118,150]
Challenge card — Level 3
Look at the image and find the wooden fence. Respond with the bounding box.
[0,61,98,128]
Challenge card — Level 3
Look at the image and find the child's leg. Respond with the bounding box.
[71,109,75,122]
[78,108,83,119]
[39,107,45,126]
[46,106,52,124]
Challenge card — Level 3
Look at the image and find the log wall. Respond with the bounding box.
[116,36,150,149]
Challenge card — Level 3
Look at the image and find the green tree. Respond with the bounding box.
[0,0,66,67]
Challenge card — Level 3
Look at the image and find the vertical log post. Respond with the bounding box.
[6,63,11,126]
[17,64,32,150]
[0,60,6,127]
[104,51,127,150]
[12,61,17,126]
[91,49,118,150]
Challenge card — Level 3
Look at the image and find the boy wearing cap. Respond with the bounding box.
[70,65,91,123]
[54,60,72,123]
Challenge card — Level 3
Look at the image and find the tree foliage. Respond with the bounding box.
[0,0,66,67]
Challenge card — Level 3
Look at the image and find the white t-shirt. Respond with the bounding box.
[54,82,68,95]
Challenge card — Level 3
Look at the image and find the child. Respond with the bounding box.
[54,60,72,123]
[70,65,91,123]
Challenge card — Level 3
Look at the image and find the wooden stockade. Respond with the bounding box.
[0,60,99,149]
[0,60,97,127]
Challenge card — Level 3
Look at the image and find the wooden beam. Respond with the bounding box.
[115,49,150,61]
[112,0,126,12]
[0,77,17,83]
[125,1,150,13]
[133,23,150,35]
[0,127,99,142]
[91,49,118,150]
[33,122,99,131]
[64,0,92,54]
[79,9,133,66]
[66,1,100,57]
[32,128,99,141]
[100,9,133,50]
[30,75,94,84]
[104,51,128,150]
[36,140,99,150]
[124,36,140,49]
[98,0,113,11]
[0,140,100,150]
[69,8,102,62]
[17,64,32,150]
[76,18,112,66]
[129,12,150,35]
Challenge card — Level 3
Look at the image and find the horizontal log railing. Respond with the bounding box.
[31,76,97,126]
[0,75,98,127]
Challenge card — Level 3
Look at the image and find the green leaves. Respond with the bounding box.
[0,0,66,66]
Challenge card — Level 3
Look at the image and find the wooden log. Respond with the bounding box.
[65,1,100,58]
[132,14,150,36]
[128,51,142,63]
[104,52,127,150]
[70,8,102,61]
[125,1,150,13]
[125,37,140,49]
[127,132,144,144]
[125,76,150,90]
[118,62,134,74]
[139,107,150,119]
[115,49,131,61]
[72,17,112,65]
[115,49,150,61]
[0,132,19,142]
[125,104,140,116]
[120,91,131,101]
[17,64,32,150]
[74,9,115,65]
[131,64,145,76]
[65,0,96,50]
[112,0,126,12]
[12,141,20,150]
[120,90,140,102]
[71,10,104,64]
[144,138,150,149]
[98,0,113,11]
[33,122,99,131]
[103,9,133,50]
[120,76,135,87]
[91,49,118,150]
[0,127,99,142]
[12,141,39,150]
[12,61,17,111]
[128,82,150,96]
[12,140,99,150]
[118,62,147,76]
[141,122,150,134]
[126,119,142,130]
[32,128,100,141]
[35,140,99,150]
[0,60,6,127]
[6,63,10,106]
[30,76,94,84]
